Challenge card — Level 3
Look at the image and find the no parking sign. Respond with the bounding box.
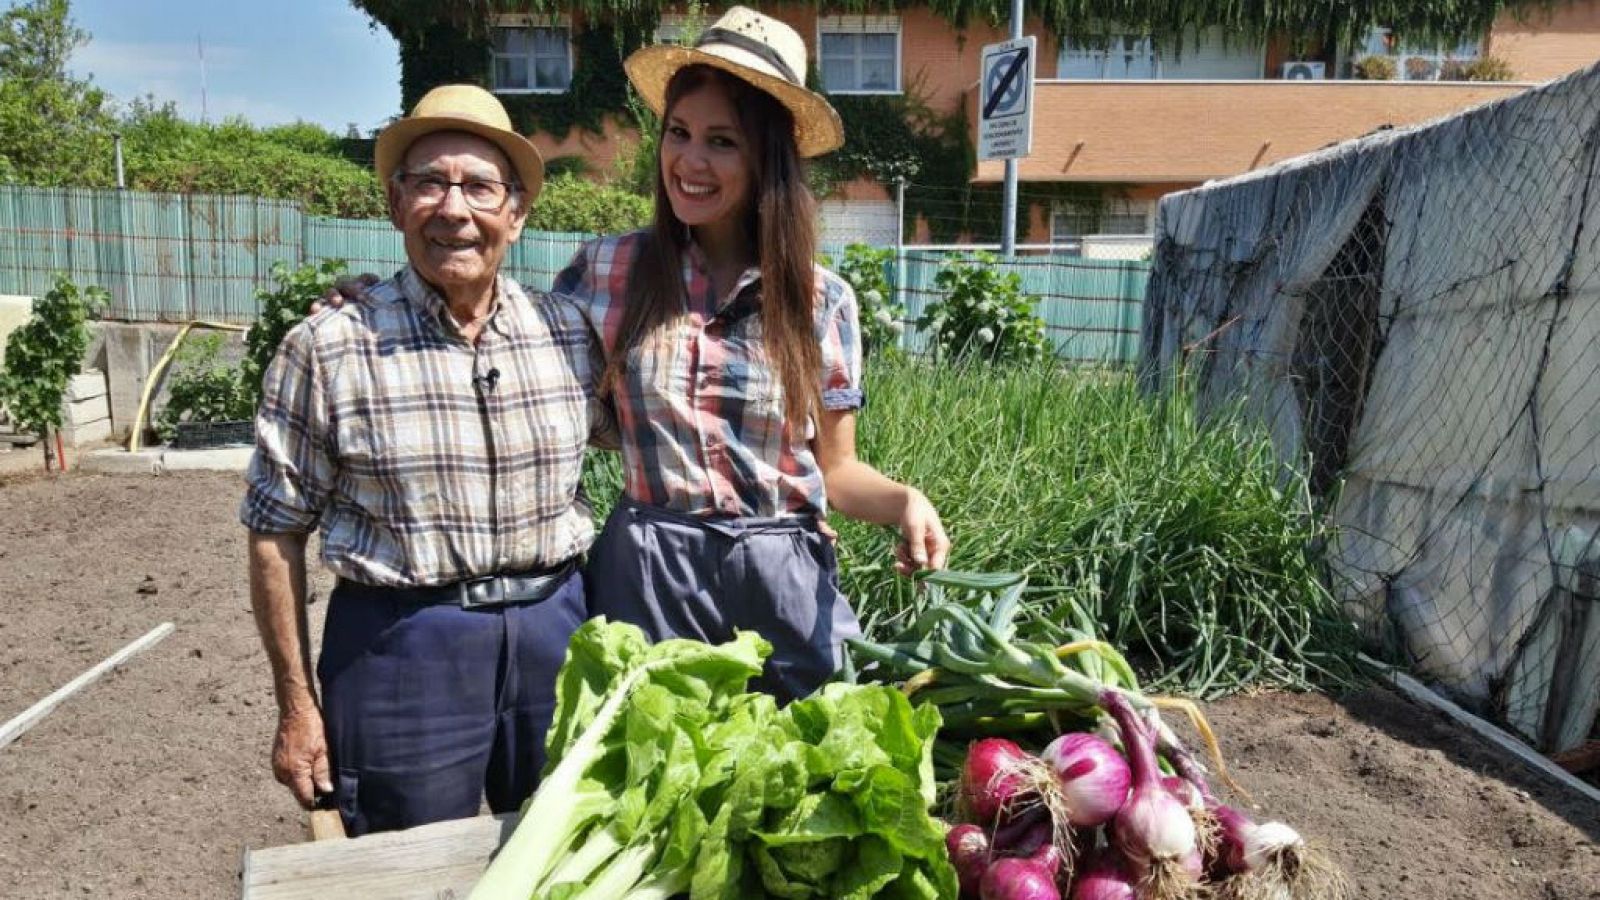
[978,36,1035,162]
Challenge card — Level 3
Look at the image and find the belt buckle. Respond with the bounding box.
[457,574,505,610]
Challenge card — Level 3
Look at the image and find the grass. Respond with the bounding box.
[582,356,1361,698]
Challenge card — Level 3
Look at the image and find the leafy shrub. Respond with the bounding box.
[1461,56,1515,82]
[154,333,253,443]
[1404,56,1440,81]
[242,259,347,405]
[917,251,1048,364]
[0,274,106,439]
[528,173,652,235]
[119,102,386,218]
[543,155,591,180]
[1351,55,1397,80]
[823,244,905,360]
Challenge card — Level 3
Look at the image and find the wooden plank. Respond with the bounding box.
[1361,654,1600,807]
[308,809,346,841]
[0,622,175,750]
[1551,740,1600,775]
[242,812,517,900]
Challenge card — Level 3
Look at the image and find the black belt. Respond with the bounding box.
[371,557,579,610]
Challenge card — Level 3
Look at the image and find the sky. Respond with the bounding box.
[65,0,401,134]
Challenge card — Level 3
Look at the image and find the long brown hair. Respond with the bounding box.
[603,65,821,428]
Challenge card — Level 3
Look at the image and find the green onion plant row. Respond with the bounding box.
[585,358,1362,699]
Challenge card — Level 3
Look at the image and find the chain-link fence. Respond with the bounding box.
[1142,61,1600,756]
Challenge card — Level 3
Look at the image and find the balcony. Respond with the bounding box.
[972,79,1534,185]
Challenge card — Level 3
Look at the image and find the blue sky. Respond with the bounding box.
[66,0,401,134]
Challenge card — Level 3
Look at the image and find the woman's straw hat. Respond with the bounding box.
[624,6,844,158]
[375,84,545,200]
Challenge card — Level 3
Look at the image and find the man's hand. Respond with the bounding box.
[310,272,381,315]
[894,489,950,577]
[272,707,333,809]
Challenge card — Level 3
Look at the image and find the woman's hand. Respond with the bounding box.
[893,489,949,577]
[309,272,381,315]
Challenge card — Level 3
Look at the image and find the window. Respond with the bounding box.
[654,14,697,47]
[1051,199,1151,253]
[1057,34,1159,80]
[1360,26,1480,81]
[818,16,901,93]
[491,17,572,93]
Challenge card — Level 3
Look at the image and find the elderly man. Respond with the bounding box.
[240,85,607,835]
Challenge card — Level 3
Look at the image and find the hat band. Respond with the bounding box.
[695,27,801,85]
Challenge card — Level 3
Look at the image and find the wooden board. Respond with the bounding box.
[241,812,517,900]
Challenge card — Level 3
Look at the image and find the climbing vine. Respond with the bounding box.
[347,0,1539,237]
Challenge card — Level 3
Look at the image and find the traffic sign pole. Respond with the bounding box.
[1001,0,1023,257]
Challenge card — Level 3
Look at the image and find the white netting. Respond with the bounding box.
[1142,61,1600,754]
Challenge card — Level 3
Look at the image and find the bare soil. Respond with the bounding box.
[0,471,1595,899]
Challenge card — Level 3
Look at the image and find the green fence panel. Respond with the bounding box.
[303,215,405,277]
[0,187,1149,351]
[895,249,1145,364]
[505,229,590,290]
[184,195,303,322]
[121,191,192,322]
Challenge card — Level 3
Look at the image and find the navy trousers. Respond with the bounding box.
[585,498,862,704]
[317,570,586,836]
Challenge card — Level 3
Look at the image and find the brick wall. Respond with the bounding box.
[1488,1,1600,82]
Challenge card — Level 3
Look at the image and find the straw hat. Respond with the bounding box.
[375,84,545,200]
[625,6,844,158]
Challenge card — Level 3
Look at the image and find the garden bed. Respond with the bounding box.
[0,472,1595,899]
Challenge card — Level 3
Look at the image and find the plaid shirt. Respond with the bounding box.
[552,231,864,518]
[240,267,609,588]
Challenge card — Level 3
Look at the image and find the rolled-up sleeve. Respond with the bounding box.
[818,278,865,411]
[239,322,334,533]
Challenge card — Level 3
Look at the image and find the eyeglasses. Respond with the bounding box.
[399,173,518,212]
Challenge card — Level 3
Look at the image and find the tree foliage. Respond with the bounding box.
[527,173,651,235]
[0,0,385,217]
[0,273,106,437]
[242,259,348,406]
[0,0,115,188]
[117,100,386,217]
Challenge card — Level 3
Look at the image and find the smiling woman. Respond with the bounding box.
[550,6,950,706]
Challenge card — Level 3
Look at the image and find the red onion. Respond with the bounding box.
[1102,691,1202,899]
[992,806,1051,857]
[980,857,1061,900]
[1028,837,1064,879]
[1070,850,1137,900]
[947,822,991,898]
[961,738,1036,825]
[1041,732,1131,829]
[1209,803,1353,899]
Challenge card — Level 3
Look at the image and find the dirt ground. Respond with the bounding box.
[0,471,1595,900]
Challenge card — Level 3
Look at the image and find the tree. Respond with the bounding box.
[0,274,107,470]
[0,0,115,188]
[0,0,80,82]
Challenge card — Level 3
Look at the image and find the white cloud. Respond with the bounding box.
[72,38,248,86]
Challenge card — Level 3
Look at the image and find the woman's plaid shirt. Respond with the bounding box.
[239,267,610,588]
[552,232,865,519]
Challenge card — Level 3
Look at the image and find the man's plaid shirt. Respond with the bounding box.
[240,267,610,588]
